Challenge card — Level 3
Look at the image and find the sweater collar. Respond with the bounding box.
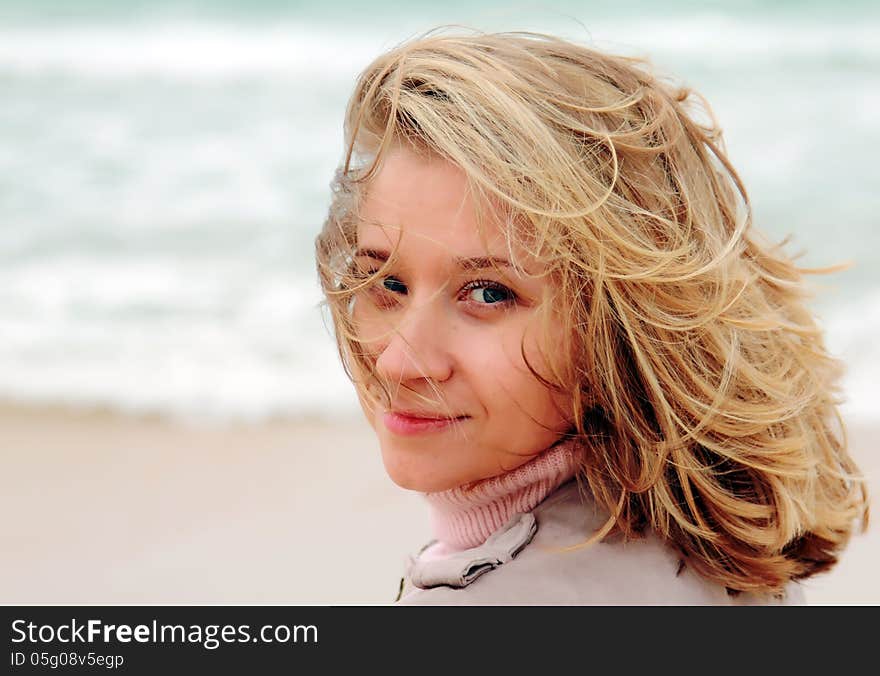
[422,437,581,551]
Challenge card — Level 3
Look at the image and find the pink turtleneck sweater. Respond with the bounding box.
[419,438,581,561]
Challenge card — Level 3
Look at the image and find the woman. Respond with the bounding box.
[315,29,868,604]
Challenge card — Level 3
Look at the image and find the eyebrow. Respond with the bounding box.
[354,247,514,271]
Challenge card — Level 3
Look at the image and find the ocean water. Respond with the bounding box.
[0,1,877,424]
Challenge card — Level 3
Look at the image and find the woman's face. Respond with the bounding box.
[352,147,572,493]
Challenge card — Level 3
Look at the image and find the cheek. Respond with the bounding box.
[351,298,375,341]
[351,299,390,361]
[501,321,570,424]
[501,318,555,383]
[470,322,564,417]
[349,302,388,416]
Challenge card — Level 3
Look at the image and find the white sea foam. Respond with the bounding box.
[0,15,876,82]
[0,22,377,81]
[823,290,880,424]
[583,14,880,62]
[0,255,361,423]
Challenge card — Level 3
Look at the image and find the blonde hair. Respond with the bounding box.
[315,28,869,595]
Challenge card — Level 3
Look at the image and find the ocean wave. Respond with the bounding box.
[0,22,379,81]
[0,255,362,424]
[0,16,877,81]
[823,289,880,424]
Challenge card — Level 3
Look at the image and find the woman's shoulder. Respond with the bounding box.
[396,480,806,606]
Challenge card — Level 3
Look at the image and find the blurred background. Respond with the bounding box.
[1,0,877,604]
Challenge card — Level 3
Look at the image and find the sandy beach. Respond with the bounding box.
[1,402,875,604]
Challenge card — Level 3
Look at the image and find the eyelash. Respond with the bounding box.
[360,271,517,309]
[459,279,517,306]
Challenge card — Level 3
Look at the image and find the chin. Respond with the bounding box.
[383,461,438,493]
[380,451,459,493]
[385,472,430,492]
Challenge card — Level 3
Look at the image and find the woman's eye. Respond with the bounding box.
[363,275,406,309]
[381,277,407,294]
[463,282,515,305]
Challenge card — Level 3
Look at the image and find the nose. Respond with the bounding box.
[374,299,454,389]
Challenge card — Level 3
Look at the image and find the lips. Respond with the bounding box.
[382,410,469,436]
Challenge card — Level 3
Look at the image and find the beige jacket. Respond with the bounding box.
[396,479,805,605]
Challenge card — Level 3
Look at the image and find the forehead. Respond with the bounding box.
[356,148,513,259]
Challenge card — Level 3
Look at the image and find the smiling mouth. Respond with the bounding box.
[382,411,470,436]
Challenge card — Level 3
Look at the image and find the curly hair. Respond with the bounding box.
[315,27,869,596]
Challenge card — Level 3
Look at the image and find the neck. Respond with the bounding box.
[422,437,581,551]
